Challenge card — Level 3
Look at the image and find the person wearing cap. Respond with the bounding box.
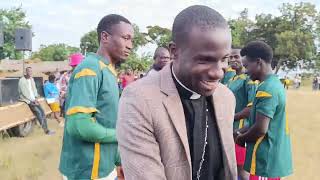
[58,52,84,117]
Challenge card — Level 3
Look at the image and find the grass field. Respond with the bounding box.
[0,87,319,180]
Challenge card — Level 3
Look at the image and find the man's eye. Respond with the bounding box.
[222,57,229,62]
[122,36,131,40]
[198,58,209,63]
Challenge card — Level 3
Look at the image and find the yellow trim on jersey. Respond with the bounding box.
[239,119,244,128]
[250,136,265,175]
[231,73,246,81]
[66,106,99,115]
[247,102,253,107]
[99,60,107,70]
[107,64,117,77]
[285,108,289,135]
[99,60,117,77]
[248,80,259,85]
[227,67,236,72]
[74,68,97,79]
[256,91,272,98]
[91,142,101,179]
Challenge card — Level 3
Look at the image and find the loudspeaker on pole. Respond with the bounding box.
[15,28,32,51]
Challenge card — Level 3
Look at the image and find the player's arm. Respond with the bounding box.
[234,107,251,121]
[236,89,274,146]
[66,113,117,143]
[236,113,270,145]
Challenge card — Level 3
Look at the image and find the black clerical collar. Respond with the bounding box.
[171,65,201,100]
[153,64,162,71]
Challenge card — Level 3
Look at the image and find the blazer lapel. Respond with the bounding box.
[160,64,192,168]
[211,85,234,177]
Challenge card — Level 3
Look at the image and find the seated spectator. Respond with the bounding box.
[44,74,64,127]
[18,67,55,135]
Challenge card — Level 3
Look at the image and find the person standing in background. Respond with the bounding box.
[44,74,63,126]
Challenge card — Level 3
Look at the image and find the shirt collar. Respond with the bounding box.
[171,65,201,100]
[87,52,110,65]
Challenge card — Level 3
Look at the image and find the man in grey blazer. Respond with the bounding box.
[117,5,237,180]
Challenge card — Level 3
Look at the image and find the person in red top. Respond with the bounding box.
[122,69,135,88]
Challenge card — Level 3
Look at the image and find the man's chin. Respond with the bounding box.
[198,88,217,97]
[202,90,216,97]
[116,57,128,65]
[248,75,257,81]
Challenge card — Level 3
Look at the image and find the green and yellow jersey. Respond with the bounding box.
[59,53,120,179]
[244,74,293,178]
[221,67,236,85]
[227,73,258,130]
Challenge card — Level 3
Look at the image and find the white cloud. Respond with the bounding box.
[2,0,320,54]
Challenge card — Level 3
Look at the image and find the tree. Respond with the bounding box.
[119,53,152,72]
[230,3,319,73]
[80,30,98,54]
[146,25,171,48]
[275,30,316,72]
[274,2,318,73]
[80,24,149,54]
[228,9,254,47]
[32,44,80,61]
[132,24,148,52]
[0,6,32,60]
[279,2,318,33]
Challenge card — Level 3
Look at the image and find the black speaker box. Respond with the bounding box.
[0,78,20,106]
[15,28,32,51]
[5,76,45,99]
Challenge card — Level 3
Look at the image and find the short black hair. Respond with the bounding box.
[97,14,131,42]
[172,5,228,46]
[48,74,55,83]
[240,41,273,63]
[153,47,169,60]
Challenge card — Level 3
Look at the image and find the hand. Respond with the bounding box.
[31,100,39,105]
[116,166,125,180]
[234,114,240,121]
[233,130,240,141]
[235,134,245,147]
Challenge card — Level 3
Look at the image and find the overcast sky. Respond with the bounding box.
[2,0,320,54]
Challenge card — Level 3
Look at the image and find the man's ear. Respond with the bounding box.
[100,31,110,44]
[169,41,177,61]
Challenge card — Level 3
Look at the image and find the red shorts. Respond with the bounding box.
[250,175,280,180]
[235,144,246,165]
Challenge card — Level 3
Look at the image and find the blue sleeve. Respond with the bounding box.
[43,84,49,98]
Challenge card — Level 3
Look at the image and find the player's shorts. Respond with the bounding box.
[250,175,280,180]
[49,102,61,112]
[235,144,246,165]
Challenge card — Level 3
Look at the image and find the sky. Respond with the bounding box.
[2,0,320,54]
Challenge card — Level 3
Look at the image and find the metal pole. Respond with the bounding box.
[22,51,25,76]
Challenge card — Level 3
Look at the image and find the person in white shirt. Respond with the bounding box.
[18,67,54,135]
